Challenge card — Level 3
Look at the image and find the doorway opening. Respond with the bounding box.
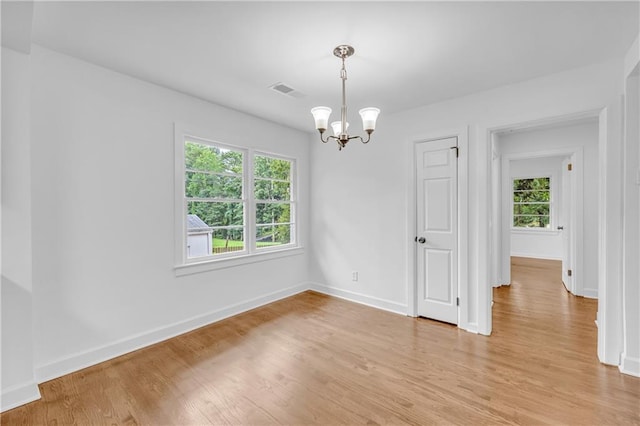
[489,115,600,322]
[491,117,599,295]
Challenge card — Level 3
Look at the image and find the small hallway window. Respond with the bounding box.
[512,177,551,228]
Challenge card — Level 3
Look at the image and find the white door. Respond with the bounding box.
[416,137,458,324]
[560,157,573,292]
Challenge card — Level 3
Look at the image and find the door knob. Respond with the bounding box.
[418,237,426,244]
[557,226,564,230]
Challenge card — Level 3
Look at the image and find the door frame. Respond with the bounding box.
[481,108,604,337]
[407,127,470,331]
[495,147,584,296]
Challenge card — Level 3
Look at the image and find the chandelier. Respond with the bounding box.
[310,45,380,150]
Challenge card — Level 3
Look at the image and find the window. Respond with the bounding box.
[254,154,295,249]
[184,140,246,258]
[512,177,551,229]
[177,132,297,266]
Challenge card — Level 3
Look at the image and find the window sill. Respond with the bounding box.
[511,228,560,236]
[175,246,304,276]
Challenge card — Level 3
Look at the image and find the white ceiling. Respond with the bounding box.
[22,1,640,132]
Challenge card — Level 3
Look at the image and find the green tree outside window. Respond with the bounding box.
[513,177,551,228]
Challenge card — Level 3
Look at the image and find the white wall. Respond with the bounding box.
[309,58,623,351]
[309,133,410,315]
[28,45,310,382]
[507,156,564,260]
[1,47,41,410]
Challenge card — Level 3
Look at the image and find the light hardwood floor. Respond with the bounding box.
[2,257,639,424]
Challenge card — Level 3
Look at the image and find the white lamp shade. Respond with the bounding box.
[311,106,332,130]
[331,121,349,137]
[359,107,381,131]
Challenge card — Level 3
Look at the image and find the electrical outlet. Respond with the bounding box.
[352,271,358,282]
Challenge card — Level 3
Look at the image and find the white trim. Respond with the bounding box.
[174,123,187,267]
[619,353,640,377]
[582,288,598,299]
[175,246,304,276]
[510,253,562,261]
[461,322,479,334]
[483,109,603,337]
[309,282,407,316]
[458,128,470,331]
[597,107,609,363]
[620,34,640,383]
[476,125,492,336]
[1,381,41,412]
[406,135,418,317]
[510,229,560,236]
[34,283,308,383]
[597,103,625,367]
[174,122,299,268]
[623,35,639,79]
[406,126,470,330]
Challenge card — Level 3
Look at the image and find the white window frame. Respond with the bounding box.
[252,151,298,254]
[511,175,554,232]
[174,124,301,276]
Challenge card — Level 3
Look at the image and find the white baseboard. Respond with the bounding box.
[308,282,407,315]
[619,353,640,377]
[510,253,562,260]
[1,381,41,412]
[35,283,308,383]
[461,322,479,334]
[492,283,511,288]
[582,288,598,299]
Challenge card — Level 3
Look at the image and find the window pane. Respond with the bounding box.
[186,172,242,199]
[513,177,551,229]
[254,179,290,201]
[187,226,244,259]
[513,177,550,191]
[513,203,550,216]
[256,203,291,225]
[254,155,291,180]
[185,141,243,174]
[539,215,550,228]
[212,228,245,255]
[188,201,244,228]
[514,215,537,227]
[256,224,292,247]
[513,190,550,203]
[513,215,550,228]
[186,200,245,259]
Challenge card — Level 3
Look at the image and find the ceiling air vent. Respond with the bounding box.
[269,82,305,99]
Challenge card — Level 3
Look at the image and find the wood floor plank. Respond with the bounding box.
[2,257,639,425]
